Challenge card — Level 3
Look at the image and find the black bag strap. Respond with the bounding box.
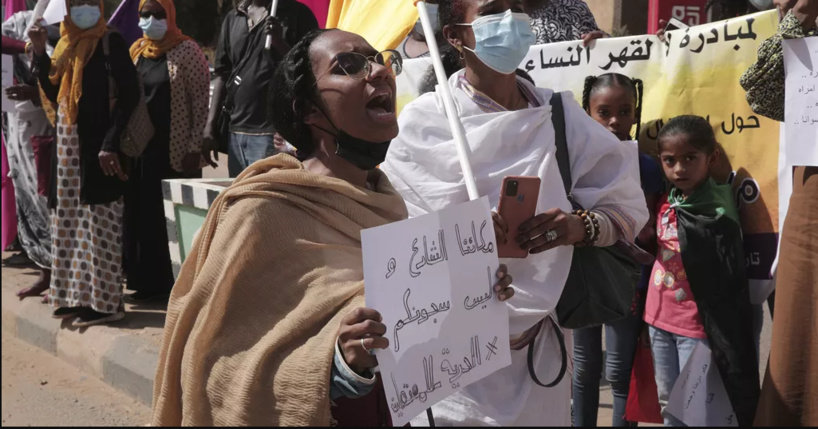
[527,316,568,388]
[225,23,266,93]
[549,92,571,197]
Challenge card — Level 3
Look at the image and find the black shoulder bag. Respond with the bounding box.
[549,92,642,330]
[527,92,642,389]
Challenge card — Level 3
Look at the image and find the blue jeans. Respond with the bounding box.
[227,133,277,178]
[648,325,709,427]
[572,314,642,427]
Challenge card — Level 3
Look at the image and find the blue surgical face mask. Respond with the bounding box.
[139,16,168,40]
[70,5,101,30]
[458,10,535,75]
[414,3,441,37]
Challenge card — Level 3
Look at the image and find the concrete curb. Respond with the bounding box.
[1,273,159,408]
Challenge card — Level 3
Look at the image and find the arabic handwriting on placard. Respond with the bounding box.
[477,220,495,253]
[409,238,421,278]
[386,258,397,279]
[388,355,441,413]
[485,336,499,361]
[440,335,483,386]
[409,229,448,277]
[600,39,653,70]
[464,266,494,310]
[393,288,451,352]
[440,358,462,383]
[798,84,816,94]
[456,221,494,256]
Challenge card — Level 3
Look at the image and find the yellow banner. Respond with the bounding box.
[327,0,417,51]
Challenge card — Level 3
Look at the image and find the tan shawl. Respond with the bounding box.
[151,154,408,426]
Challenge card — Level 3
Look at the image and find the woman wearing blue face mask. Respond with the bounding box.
[122,0,210,302]
[29,0,140,326]
[382,0,648,425]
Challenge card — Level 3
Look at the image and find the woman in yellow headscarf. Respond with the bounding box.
[29,0,140,326]
[123,0,210,302]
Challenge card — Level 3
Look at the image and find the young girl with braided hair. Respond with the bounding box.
[575,73,664,426]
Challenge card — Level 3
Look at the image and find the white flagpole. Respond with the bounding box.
[265,0,280,50]
[416,0,480,201]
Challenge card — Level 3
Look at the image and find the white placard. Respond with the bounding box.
[42,0,67,25]
[783,37,818,167]
[2,55,14,112]
[667,342,737,427]
[362,197,511,426]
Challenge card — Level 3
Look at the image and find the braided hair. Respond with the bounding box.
[269,28,336,160]
[582,73,644,140]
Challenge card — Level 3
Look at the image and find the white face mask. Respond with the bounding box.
[139,16,169,40]
[70,5,101,30]
[458,10,535,75]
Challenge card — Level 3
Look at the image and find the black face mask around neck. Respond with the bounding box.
[311,108,392,171]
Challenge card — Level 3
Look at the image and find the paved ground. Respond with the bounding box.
[1,334,151,426]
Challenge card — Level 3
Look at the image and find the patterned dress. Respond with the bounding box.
[2,10,53,269]
[49,115,124,314]
[739,10,818,121]
[528,0,604,45]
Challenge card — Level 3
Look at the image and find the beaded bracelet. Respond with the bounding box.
[571,209,601,246]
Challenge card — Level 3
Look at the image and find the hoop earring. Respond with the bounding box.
[458,47,466,60]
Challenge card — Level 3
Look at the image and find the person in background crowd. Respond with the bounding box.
[576,73,664,427]
[150,28,516,425]
[202,0,318,177]
[739,0,818,425]
[30,0,139,326]
[524,0,606,45]
[382,0,648,425]
[397,0,447,59]
[646,116,759,427]
[2,7,56,301]
[705,0,771,20]
[124,0,209,302]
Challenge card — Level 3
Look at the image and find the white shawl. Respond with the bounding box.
[381,71,648,426]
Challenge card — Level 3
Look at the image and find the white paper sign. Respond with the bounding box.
[2,55,14,112]
[783,37,818,167]
[362,197,511,426]
[667,342,737,427]
[42,0,67,25]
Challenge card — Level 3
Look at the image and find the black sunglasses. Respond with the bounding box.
[314,49,403,84]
